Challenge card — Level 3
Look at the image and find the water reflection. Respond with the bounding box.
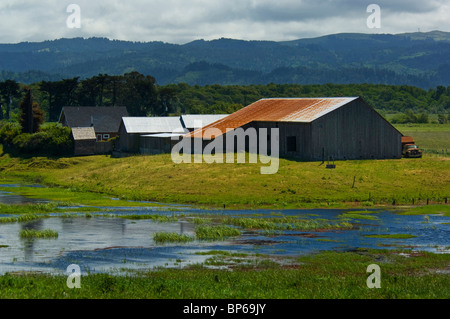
[0,183,448,275]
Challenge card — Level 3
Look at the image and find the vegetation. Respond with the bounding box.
[19,229,58,239]
[364,234,417,239]
[195,225,241,240]
[153,232,194,244]
[0,149,447,209]
[0,249,447,298]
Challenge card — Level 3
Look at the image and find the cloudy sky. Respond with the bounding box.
[0,0,449,44]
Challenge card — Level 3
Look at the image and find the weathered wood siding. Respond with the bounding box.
[230,98,401,161]
[73,140,96,156]
[118,124,140,153]
[309,98,402,160]
[139,136,176,154]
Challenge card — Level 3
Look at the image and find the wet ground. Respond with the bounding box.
[0,185,448,275]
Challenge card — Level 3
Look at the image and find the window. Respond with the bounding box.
[286,136,297,152]
[96,134,102,141]
[103,134,110,140]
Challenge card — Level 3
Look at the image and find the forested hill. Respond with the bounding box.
[1,31,450,88]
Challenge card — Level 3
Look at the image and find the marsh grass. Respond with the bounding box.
[338,212,380,221]
[0,249,448,299]
[153,232,194,243]
[397,204,450,216]
[195,225,241,240]
[364,234,417,239]
[19,229,58,239]
[222,216,353,231]
[119,214,178,222]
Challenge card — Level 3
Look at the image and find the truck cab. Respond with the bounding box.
[401,136,422,158]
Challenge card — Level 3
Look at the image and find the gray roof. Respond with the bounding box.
[180,114,229,130]
[71,127,96,141]
[121,117,186,134]
[60,106,129,133]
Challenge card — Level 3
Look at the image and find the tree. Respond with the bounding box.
[40,77,79,121]
[0,79,21,120]
[18,88,44,134]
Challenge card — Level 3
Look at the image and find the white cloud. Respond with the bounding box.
[0,0,448,43]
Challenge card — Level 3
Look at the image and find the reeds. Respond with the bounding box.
[19,229,59,239]
[153,232,194,243]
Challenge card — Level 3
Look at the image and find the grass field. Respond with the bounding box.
[0,249,448,299]
[394,123,450,155]
[0,148,449,209]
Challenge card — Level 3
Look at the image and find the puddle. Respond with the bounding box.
[0,184,448,275]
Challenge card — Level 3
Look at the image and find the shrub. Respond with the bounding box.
[2,122,73,156]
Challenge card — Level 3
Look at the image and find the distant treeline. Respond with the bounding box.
[0,73,449,123]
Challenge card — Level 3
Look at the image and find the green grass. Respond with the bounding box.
[0,213,49,223]
[396,204,450,216]
[222,216,353,231]
[153,232,194,244]
[0,249,447,298]
[195,225,241,240]
[119,214,179,222]
[0,144,449,209]
[394,123,450,155]
[19,229,59,239]
[338,211,380,221]
[364,234,417,239]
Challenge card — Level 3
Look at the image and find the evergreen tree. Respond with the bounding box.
[18,88,44,133]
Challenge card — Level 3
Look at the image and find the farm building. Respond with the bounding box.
[184,97,403,161]
[59,106,129,141]
[118,114,229,154]
[71,127,96,156]
[118,117,186,153]
[180,114,229,132]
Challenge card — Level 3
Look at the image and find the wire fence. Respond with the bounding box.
[421,148,450,157]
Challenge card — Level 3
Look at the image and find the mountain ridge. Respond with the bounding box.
[1,31,450,88]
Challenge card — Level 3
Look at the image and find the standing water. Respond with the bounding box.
[0,185,448,275]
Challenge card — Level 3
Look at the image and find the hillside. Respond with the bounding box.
[1,31,450,88]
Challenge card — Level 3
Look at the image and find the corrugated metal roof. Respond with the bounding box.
[185,97,358,138]
[141,133,186,138]
[122,117,186,134]
[71,127,96,141]
[180,114,229,129]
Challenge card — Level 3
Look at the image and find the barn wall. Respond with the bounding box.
[139,136,174,154]
[118,124,140,153]
[310,98,402,161]
[74,140,96,156]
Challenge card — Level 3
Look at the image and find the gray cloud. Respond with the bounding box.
[0,0,448,44]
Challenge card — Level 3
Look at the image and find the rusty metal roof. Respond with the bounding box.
[185,97,358,138]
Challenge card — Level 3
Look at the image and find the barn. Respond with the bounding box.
[180,114,229,132]
[118,114,229,154]
[184,97,403,161]
[59,106,129,141]
[118,117,185,153]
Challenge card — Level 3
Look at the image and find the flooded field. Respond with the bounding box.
[0,185,448,275]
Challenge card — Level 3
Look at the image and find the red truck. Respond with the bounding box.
[401,136,423,158]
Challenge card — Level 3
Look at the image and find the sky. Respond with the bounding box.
[0,0,449,44]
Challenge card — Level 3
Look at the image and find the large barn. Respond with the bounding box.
[184,97,403,161]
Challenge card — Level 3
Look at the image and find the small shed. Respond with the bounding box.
[71,127,96,156]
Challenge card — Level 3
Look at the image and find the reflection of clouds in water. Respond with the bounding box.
[0,209,448,275]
